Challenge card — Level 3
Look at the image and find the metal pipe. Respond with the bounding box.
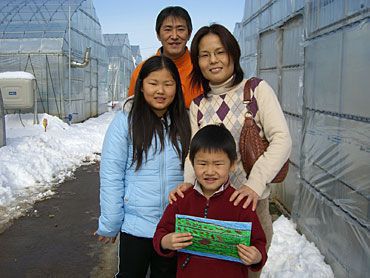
[70,47,91,68]
[0,89,6,146]
[68,5,71,117]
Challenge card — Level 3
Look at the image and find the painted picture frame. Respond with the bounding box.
[175,214,252,263]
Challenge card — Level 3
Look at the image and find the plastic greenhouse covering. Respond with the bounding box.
[104,34,135,103]
[234,0,370,277]
[0,90,5,147]
[0,0,108,123]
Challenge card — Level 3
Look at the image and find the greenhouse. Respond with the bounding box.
[104,33,134,102]
[235,0,370,277]
[130,45,142,67]
[0,0,108,123]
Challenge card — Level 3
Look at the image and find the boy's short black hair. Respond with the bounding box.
[155,6,193,35]
[189,125,237,165]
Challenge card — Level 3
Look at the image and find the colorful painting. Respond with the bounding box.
[175,214,252,263]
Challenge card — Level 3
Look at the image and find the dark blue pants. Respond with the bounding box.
[116,232,176,278]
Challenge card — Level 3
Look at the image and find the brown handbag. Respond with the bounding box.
[239,78,289,183]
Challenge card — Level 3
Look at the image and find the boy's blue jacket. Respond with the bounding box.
[97,109,184,238]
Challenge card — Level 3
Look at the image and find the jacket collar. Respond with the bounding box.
[157,47,190,68]
[193,177,231,198]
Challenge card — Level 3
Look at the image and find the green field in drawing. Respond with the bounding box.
[175,214,252,263]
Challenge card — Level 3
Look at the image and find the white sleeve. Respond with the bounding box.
[246,80,292,197]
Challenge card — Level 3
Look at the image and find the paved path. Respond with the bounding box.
[0,163,118,278]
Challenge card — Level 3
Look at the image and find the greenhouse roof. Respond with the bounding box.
[103,34,129,47]
[0,0,91,39]
[131,45,140,56]
[0,0,105,55]
[104,34,132,58]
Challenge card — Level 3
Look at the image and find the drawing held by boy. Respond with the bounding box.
[153,125,267,277]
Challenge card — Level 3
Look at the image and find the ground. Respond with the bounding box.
[0,163,283,277]
[0,163,117,278]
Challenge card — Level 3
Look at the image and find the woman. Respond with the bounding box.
[170,24,292,277]
[96,55,191,278]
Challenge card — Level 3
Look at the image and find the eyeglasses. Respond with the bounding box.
[198,49,227,60]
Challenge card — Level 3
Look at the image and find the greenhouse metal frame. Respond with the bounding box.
[0,0,108,123]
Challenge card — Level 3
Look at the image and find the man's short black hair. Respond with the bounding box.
[189,125,237,165]
[155,6,192,35]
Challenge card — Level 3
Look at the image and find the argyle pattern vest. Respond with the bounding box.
[192,78,263,188]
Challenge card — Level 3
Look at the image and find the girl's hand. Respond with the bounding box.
[168,183,193,204]
[229,185,259,210]
[94,231,117,244]
[161,232,193,251]
[237,244,262,266]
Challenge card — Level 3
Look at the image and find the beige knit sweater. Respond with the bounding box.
[184,77,292,200]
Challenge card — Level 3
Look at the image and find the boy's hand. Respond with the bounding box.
[168,183,192,204]
[237,244,262,266]
[229,185,259,211]
[161,232,193,251]
[94,231,117,244]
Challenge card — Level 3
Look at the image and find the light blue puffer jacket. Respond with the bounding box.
[97,108,184,238]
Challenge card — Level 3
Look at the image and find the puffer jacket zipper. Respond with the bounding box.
[160,119,168,213]
[160,144,166,212]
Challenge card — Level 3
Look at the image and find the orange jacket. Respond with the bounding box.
[128,48,202,109]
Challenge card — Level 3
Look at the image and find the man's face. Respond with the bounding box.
[157,16,191,60]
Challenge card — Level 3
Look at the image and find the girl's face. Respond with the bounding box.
[141,68,176,117]
[198,33,234,85]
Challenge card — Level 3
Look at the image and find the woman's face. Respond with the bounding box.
[141,68,176,117]
[198,33,234,85]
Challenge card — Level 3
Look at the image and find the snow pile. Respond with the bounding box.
[0,112,115,229]
[262,216,334,277]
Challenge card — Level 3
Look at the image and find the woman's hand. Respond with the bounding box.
[94,231,117,244]
[161,232,193,251]
[229,185,259,210]
[168,183,193,204]
[237,244,262,265]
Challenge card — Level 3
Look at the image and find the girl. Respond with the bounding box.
[170,24,292,278]
[96,55,191,278]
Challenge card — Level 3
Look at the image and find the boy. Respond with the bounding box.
[153,125,267,277]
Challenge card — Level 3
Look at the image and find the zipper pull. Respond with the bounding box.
[181,255,191,269]
[204,200,209,218]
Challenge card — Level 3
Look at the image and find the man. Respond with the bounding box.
[128,6,202,108]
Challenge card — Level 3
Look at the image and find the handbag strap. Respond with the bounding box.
[243,77,263,117]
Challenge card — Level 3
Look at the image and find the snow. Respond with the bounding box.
[0,110,334,277]
[262,216,334,277]
[0,112,114,228]
[0,71,35,80]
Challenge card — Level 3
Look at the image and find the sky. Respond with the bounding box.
[0,107,334,276]
[93,0,246,59]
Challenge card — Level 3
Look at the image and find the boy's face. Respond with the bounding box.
[193,149,234,198]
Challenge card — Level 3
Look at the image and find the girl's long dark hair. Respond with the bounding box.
[190,24,244,96]
[128,55,191,171]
